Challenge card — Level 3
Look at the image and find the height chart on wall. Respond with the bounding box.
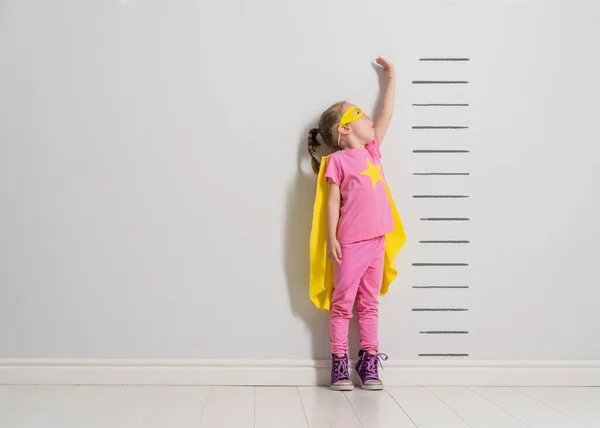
[408,56,473,359]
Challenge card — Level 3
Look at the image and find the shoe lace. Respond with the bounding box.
[332,355,349,382]
[363,352,388,380]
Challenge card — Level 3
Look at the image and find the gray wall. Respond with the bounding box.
[1,0,599,360]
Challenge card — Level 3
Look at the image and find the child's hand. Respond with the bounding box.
[327,239,343,265]
[376,57,396,80]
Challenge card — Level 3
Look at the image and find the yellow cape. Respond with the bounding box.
[309,156,407,310]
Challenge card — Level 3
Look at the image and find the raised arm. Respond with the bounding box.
[373,57,396,146]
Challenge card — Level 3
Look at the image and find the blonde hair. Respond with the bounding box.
[307,101,345,174]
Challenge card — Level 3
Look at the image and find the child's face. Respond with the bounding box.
[344,104,375,145]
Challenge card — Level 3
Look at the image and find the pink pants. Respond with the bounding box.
[329,236,384,355]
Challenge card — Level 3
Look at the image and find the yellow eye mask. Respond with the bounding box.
[339,106,365,126]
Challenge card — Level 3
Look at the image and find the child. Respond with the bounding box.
[307,57,405,391]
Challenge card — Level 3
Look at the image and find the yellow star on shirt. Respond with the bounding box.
[360,158,386,189]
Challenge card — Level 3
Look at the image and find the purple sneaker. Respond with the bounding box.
[330,354,354,391]
[355,350,388,390]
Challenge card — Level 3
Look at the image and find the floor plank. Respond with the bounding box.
[562,387,600,406]
[96,386,165,428]
[0,386,47,427]
[141,386,211,428]
[427,386,528,428]
[197,386,255,428]
[516,387,600,427]
[13,385,162,428]
[344,388,416,428]
[16,385,85,428]
[470,387,582,428]
[387,386,470,428]
[298,387,362,428]
[254,387,308,428]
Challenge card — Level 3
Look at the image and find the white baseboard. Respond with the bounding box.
[1,358,599,386]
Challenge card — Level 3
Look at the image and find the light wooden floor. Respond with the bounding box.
[1,385,599,427]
